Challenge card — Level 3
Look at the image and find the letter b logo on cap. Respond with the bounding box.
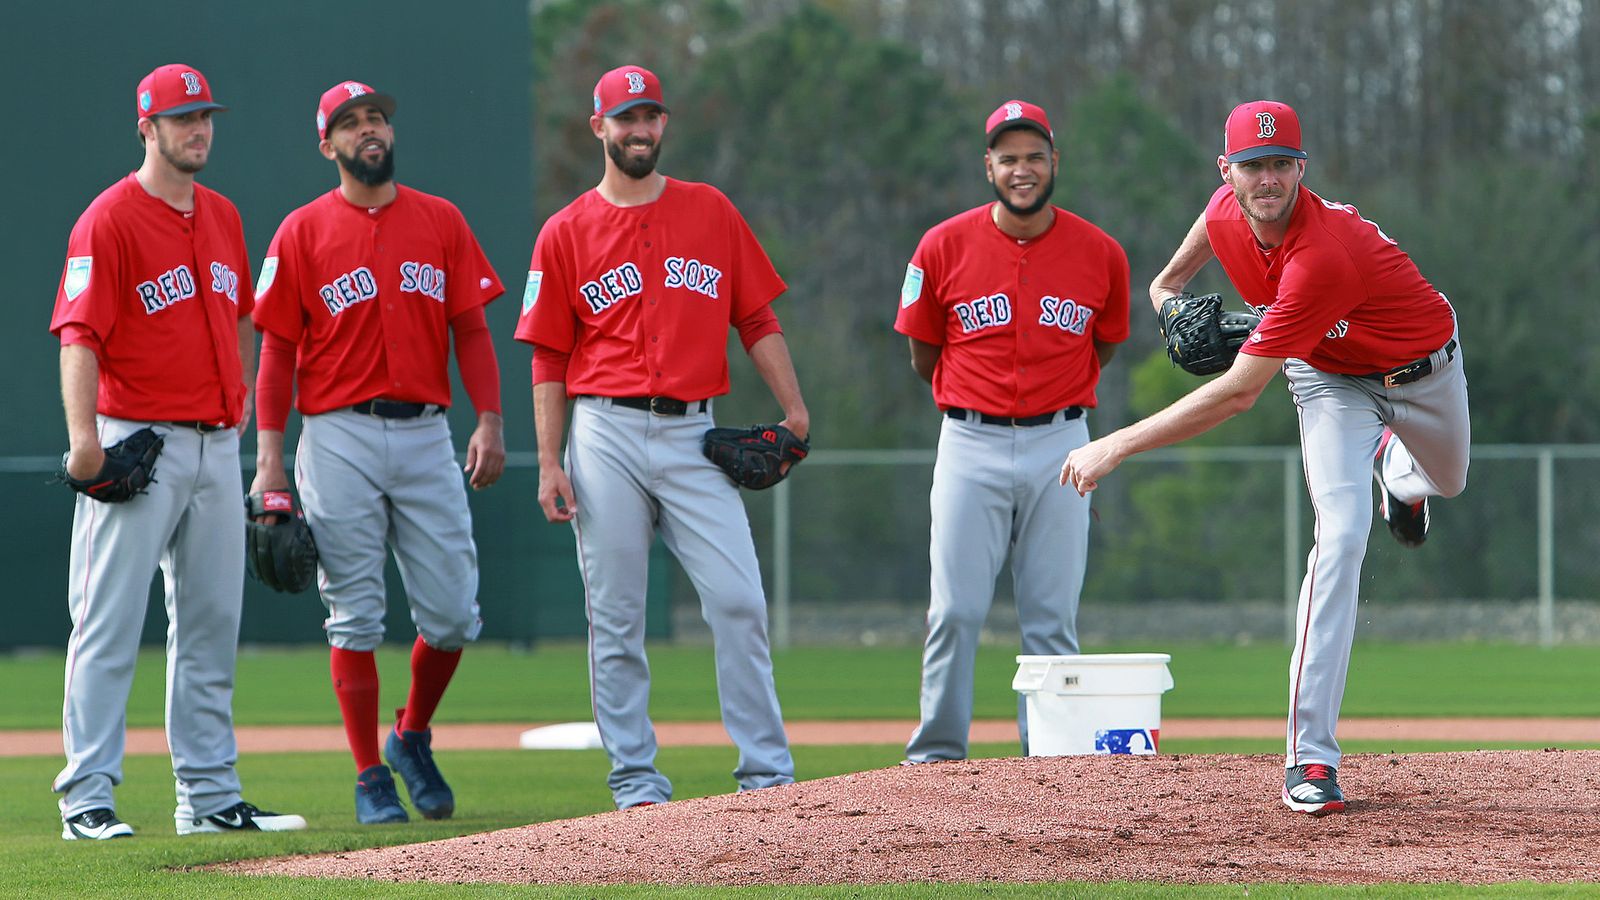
[1256,112,1277,139]
[181,72,202,96]
[625,72,646,94]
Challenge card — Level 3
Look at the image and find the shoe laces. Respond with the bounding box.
[76,808,119,826]
[1303,763,1333,782]
[399,731,445,782]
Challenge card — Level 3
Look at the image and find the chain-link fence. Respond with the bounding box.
[8,445,1599,651]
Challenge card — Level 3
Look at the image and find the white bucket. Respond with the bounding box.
[1012,653,1174,756]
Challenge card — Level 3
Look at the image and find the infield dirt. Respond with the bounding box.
[221,750,1599,886]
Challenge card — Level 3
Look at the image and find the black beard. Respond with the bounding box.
[336,143,396,186]
[992,174,1055,216]
[606,136,661,179]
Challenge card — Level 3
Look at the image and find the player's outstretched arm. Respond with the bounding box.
[532,380,576,522]
[1149,212,1215,312]
[1060,353,1281,495]
[746,332,809,441]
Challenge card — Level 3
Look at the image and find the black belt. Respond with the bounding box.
[168,420,229,433]
[1362,339,1457,388]
[610,396,708,416]
[945,407,1083,427]
[350,399,443,419]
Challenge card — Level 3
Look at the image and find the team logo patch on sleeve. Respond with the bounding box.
[64,257,93,300]
[522,271,543,314]
[256,257,279,296]
[900,263,924,308]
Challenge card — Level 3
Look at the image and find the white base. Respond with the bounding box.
[518,721,604,750]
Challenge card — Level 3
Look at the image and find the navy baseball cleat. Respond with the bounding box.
[1376,428,1429,547]
[386,722,454,820]
[62,808,134,840]
[355,765,409,824]
[1282,763,1346,815]
[178,800,307,834]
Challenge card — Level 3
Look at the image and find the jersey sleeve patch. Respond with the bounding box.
[900,263,924,308]
[256,257,279,297]
[522,270,543,314]
[64,257,92,301]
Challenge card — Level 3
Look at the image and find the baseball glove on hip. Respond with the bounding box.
[57,426,164,503]
[245,490,319,593]
[1158,292,1262,376]
[703,424,810,491]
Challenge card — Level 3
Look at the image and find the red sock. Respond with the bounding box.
[400,636,462,734]
[330,647,381,772]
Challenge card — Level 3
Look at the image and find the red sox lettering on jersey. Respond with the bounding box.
[50,174,255,423]
[894,204,1130,417]
[515,179,785,401]
[252,185,503,413]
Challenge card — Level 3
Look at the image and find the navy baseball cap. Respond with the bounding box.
[136,64,227,120]
[1224,100,1308,163]
[593,66,668,117]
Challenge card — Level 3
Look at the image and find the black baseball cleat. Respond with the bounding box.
[177,800,307,835]
[1282,763,1346,815]
[62,808,134,840]
[1376,429,1428,547]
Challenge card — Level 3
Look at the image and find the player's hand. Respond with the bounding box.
[778,411,810,475]
[65,445,106,482]
[464,412,506,490]
[538,465,577,523]
[248,467,292,523]
[1060,436,1125,496]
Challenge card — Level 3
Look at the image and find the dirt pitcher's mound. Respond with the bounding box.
[224,750,1599,886]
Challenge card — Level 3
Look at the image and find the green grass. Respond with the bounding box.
[5,640,1598,896]
[3,640,1597,730]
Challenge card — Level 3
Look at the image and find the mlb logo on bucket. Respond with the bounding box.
[1094,728,1157,755]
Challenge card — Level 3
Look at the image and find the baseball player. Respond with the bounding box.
[516,65,808,809]
[250,81,506,824]
[896,100,1130,763]
[48,64,305,839]
[1062,101,1470,815]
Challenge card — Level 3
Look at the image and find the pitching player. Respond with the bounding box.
[48,64,304,839]
[250,81,506,824]
[1062,101,1469,815]
[896,100,1130,762]
[516,65,808,809]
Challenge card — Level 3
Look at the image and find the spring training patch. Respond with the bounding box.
[522,271,542,314]
[64,257,92,300]
[901,263,924,308]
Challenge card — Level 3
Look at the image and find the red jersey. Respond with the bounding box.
[49,173,253,424]
[252,185,504,413]
[515,178,786,399]
[1207,183,1455,373]
[894,204,1130,416]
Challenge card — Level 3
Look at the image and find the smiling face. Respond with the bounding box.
[594,105,666,179]
[985,128,1057,217]
[1220,154,1305,225]
[323,103,395,186]
[143,109,213,174]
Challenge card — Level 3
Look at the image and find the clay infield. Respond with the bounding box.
[218,750,1600,886]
